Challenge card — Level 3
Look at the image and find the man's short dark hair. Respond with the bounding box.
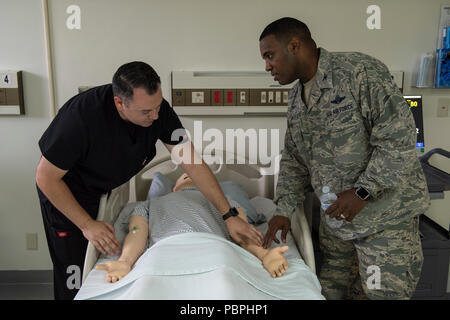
[112,61,161,104]
[259,17,312,44]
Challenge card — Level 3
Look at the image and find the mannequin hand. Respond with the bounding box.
[96,260,131,283]
[262,246,289,278]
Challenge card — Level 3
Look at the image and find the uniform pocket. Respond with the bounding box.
[49,226,87,271]
[329,121,367,169]
[330,122,359,144]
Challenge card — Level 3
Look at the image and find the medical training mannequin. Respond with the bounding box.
[96,173,289,282]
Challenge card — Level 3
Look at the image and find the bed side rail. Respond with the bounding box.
[290,205,316,274]
[82,181,130,283]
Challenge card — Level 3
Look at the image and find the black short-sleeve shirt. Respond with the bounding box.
[39,84,184,213]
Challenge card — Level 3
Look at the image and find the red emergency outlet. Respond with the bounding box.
[211,89,223,106]
[214,91,221,103]
[227,91,233,103]
[223,89,236,106]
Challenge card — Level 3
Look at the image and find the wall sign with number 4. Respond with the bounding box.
[0,72,17,88]
[0,70,25,115]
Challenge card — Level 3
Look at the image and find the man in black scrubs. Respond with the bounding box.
[35,61,264,299]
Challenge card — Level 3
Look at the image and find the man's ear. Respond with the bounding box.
[287,36,301,55]
[114,96,125,111]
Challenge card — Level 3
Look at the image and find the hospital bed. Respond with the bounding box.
[77,152,321,300]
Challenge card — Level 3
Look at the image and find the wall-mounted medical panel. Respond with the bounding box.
[171,71,293,116]
[171,70,403,116]
[0,71,25,115]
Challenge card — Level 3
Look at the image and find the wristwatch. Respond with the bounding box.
[222,207,239,221]
[355,186,370,201]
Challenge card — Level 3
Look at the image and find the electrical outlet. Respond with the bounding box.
[223,89,236,106]
[437,97,449,117]
[275,91,281,104]
[26,233,38,250]
[283,90,289,104]
[268,91,274,104]
[192,91,205,104]
[212,89,223,106]
[236,89,249,106]
[240,91,246,103]
[261,91,267,104]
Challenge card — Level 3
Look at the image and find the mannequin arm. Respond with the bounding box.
[96,215,149,283]
[236,207,289,278]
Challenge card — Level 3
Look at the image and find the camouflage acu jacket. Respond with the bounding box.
[274,48,430,240]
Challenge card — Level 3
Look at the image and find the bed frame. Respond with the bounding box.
[82,153,316,283]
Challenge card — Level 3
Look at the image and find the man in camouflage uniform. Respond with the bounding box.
[259,17,430,299]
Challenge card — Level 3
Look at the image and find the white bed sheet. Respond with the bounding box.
[75,197,324,300]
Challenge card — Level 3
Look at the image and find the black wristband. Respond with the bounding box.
[222,207,239,221]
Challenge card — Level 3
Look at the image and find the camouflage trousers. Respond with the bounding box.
[318,216,423,300]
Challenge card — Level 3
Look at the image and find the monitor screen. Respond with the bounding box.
[403,95,424,149]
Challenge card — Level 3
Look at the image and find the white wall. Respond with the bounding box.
[48,0,450,156]
[0,0,53,269]
[0,0,449,270]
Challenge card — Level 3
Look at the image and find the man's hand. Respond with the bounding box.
[262,215,291,249]
[96,260,131,283]
[225,216,264,246]
[262,246,289,278]
[36,156,122,256]
[324,188,367,222]
[81,220,121,256]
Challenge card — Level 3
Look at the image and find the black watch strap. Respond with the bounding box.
[222,207,239,221]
